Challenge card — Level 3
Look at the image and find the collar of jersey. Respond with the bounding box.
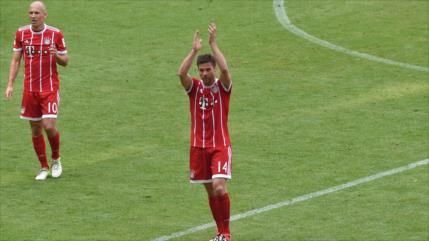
[200,79,218,89]
[30,24,47,35]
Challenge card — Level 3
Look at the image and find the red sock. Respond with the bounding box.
[47,131,60,160]
[32,135,49,169]
[218,193,231,236]
[209,195,224,234]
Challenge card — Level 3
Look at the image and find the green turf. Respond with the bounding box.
[1,0,428,240]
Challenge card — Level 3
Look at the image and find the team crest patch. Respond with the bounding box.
[190,170,195,179]
[21,107,25,114]
[43,38,51,45]
[24,39,30,44]
[211,85,219,93]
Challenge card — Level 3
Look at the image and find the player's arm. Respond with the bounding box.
[178,31,201,91]
[49,44,69,67]
[208,23,231,90]
[55,53,69,67]
[4,51,23,100]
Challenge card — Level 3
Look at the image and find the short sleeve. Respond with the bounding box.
[220,81,232,93]
[187,77,200,96]
[13,30,22,52]
[55,31,67,55]
[219,81,232,95]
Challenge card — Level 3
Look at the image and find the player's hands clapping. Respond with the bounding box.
[193,31,202,52]
[192,23,216,51]
[208,23,216,44]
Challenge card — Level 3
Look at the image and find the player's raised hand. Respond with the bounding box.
[4,85,13,100]
[193,31,202,51]
[208,23,216,44]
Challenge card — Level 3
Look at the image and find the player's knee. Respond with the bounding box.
[31,128,43,136]
[212,181,227,196]
[213,187,226,196]
[43,124,57,135]
[30,121,43,136]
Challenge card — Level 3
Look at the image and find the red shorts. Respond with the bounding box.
[189,146,232,183]
[20,91,60,121]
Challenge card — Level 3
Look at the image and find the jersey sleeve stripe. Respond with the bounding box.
[186,80,194,93]
[57,50,68,55]
[220,81,232,92]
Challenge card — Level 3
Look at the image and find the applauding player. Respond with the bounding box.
[178,23,233,241]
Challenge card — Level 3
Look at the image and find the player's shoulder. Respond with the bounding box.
[191,77,202,85]
[46,25,62,33]
[217,79,232,93]
[17,25,31,32]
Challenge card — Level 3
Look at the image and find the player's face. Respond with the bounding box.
[198,63,216,84]
[28,5,47,29]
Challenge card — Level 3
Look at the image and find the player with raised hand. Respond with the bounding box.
[178,23,233,241]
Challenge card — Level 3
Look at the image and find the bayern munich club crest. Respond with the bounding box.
[43,38,51,45]
[211,85,219,93]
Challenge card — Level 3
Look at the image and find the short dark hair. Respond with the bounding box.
[197,54,216,67]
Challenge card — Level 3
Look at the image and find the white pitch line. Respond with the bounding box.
[273,0,429,73]
[150,159,429,241]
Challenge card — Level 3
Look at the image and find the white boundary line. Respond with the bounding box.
[150,159,429,241]
[273,0,429,73]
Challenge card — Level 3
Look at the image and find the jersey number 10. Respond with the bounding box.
[48,102,58,114]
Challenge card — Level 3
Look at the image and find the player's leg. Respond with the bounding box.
[213,179,230,240]
[209,146,232,240]
[205,182,225,238]
[41,91,62,177]
[212,178,228,196]
[21,92,49,180]
[30,120,49,180]
[205,180,230,241]
[42,118,62,177]
[43,118,60,159]
[190,147,222,240]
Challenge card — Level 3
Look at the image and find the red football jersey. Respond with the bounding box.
[187,77,232,148]
[13,24,67,93]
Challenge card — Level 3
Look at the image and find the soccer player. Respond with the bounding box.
[4,1,68,180]
[178,23,233,241]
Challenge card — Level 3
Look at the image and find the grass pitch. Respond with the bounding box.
[1,0,428,240]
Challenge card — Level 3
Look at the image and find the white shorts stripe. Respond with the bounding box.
[227,146,232,176]
[212,174,231,180]
[20,116,42,121]
[190,179,213,184]
[42,114,57,119]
